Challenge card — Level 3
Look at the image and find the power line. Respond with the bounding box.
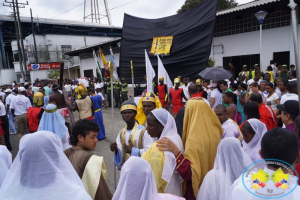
[52,0,138,20]
[51,0,91,19]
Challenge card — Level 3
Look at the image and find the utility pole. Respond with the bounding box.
[3,0,24,77]
[30,8,38,63]
[3,0,28,79]
[16,0,28,80]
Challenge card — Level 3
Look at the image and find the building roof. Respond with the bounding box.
[217,0,281,16]
[0,15,121,29]
[65,37,121,56]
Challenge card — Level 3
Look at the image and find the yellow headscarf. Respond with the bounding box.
[182,99,223,198]
[135,92,162,125]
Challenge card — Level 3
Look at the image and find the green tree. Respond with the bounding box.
[47,69,60,79]
[177,0,238,13]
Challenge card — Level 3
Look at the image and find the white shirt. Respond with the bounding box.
[10,94,31,116]
[280,93,299,104]
[96,92,105,100]
[247,78,261,86]
[0,92,5,102]
[271,64,277,79]
[71,85,78,90]
[180,83,190,103]
[32,86,39,95]
[204,87,212,103]
[64,84,72,92]
[19,77,24,84]
[0,101,6,116]
[211,88,222,110]
[5,93,15,108]
[266,92,279,112]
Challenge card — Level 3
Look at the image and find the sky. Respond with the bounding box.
[0,0,253,27]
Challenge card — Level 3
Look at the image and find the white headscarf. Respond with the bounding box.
[112,157,185,200]
[151,108,184,196]
[112,156,159,200]
[197,137,253,200]
[242,119,267,163]
[0,131,92,200]
[0,146,12,188]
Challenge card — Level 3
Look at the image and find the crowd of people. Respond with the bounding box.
[0,59,300,200]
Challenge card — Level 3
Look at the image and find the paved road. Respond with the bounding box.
[10,107,126,193]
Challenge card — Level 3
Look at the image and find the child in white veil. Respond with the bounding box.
[112,156,185,200]
[197,137,253,200]
[241,119,268,163]
[0,131,91,200]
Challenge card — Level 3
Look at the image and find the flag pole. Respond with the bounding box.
[131,61,134,97]
[108,61,116,190]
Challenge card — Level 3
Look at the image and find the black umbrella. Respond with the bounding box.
[198,67,233,81]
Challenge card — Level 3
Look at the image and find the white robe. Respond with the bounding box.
[115,124,154,169]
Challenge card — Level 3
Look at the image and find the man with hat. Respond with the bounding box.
[239,65,249,79]
[10,87,31,140]
[157,76,168,107]
[113,79,121,109]
[4,89,17,135]
[277,100,299,135]
[68,79,94,120]
[38,103,71,150]
[106,78,112,107]
[49,84,70,124]
[110,100,154,169]
[169,78,187,117]
[196,79,207,98]
[95,83,105,101]
[27,92,44,133]
[136,92,162,126]
[121,78,128,103]
[276,64,290,82]
[251,64,264,79]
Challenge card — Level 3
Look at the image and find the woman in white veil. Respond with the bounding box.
[0,145,12,188]
[197,137,253,200]
[142,108,184,196]
[241,119,268,163]
[0,131,91,200]
[112,156,185,200]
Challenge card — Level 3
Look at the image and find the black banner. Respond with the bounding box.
[120,0,218,84]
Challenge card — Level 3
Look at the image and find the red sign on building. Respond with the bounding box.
[27,63,61,71]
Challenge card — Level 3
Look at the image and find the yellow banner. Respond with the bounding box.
[151,36,173,55]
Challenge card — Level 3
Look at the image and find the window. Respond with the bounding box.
[61,45,72,59]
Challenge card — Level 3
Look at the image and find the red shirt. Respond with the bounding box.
[258,103,278,130]
[27,107,43,133]
[157,84,166,99]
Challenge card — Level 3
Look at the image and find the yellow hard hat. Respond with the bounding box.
[33,92,44,106]
[196,79,202,86]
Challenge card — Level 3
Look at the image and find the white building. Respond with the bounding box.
[209,0,298,76]
[0,15,121,84]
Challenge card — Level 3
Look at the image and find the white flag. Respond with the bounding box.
[145,49,156,92]
[157,55,173,92]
